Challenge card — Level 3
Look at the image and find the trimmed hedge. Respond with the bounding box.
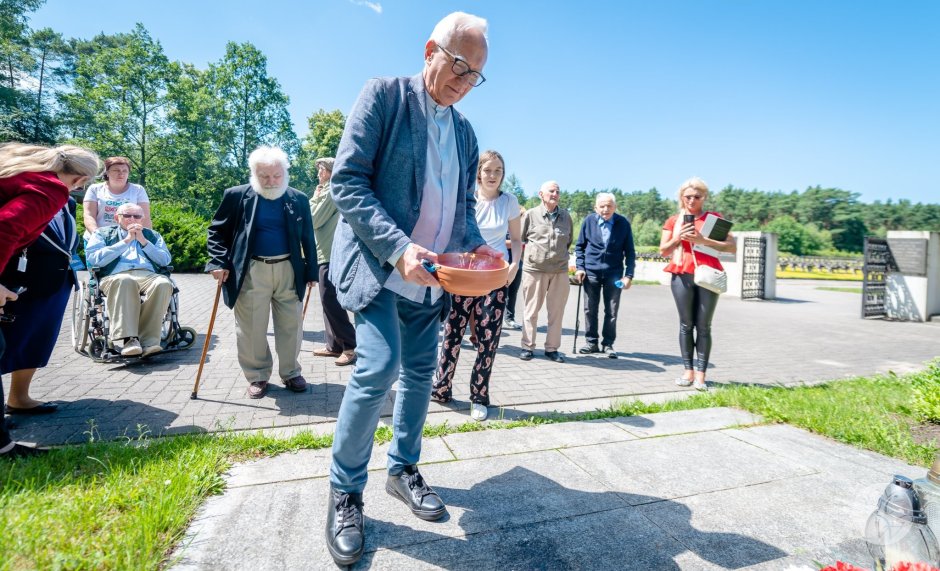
[150,203,210,272]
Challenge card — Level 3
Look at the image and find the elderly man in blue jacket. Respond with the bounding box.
[324,11,500,566]
[574,192,636,358]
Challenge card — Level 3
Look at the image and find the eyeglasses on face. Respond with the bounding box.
[438,45,486,87]
[682,194,704,201]
[120,214,144,219]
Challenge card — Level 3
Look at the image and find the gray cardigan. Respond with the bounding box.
[329,73,485,312]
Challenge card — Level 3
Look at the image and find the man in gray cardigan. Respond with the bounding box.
[324,11,499,566]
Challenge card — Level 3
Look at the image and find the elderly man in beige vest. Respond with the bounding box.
[519,181,573,363]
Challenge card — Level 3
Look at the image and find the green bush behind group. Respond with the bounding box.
[4,1,940,271]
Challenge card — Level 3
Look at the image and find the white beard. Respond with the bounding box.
[250,173,289,200]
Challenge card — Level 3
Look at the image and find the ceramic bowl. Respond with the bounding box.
[432,253,509,297]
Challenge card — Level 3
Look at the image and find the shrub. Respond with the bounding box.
[150,203,210,272]
[911,359,940,423]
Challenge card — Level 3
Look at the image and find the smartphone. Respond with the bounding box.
[683,214,695,225]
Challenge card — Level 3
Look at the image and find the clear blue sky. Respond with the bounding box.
[32,0,939,203]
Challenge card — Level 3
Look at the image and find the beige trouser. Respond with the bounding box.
[520,270,571,352]
[234,260,303,384]
[100,269,173,348]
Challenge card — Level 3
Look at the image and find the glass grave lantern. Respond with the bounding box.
[865,475,940,571]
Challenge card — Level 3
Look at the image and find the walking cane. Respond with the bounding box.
[191,279,223,400]
[301,282,314,321]
[572,279,583,353]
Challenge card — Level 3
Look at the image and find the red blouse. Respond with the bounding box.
[0,171,71,271]
[662,211,726,275]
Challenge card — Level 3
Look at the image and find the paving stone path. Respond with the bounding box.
[7,275,939,446]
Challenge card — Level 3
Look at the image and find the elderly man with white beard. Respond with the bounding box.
[206,146,318,399]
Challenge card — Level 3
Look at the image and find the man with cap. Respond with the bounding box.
[309,157,356,366]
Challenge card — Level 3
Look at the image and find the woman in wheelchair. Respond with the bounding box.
[84,203,174,358]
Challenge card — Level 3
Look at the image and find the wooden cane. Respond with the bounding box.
[191,279,223,399]
[301,283,314,320]
[572,280,583,353]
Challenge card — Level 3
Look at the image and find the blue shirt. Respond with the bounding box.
[598,217,612,245]
[86,227,172,274]
[252,196,290,257]
[384,89,459,304]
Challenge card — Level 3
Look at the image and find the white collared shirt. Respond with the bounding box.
[384,89,460,304]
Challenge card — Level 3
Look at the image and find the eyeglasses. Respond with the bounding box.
[120,214,144,219]
[682,194,704,201]
[438,45,486,87]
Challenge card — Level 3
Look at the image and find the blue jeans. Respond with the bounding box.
[330,287,442,493]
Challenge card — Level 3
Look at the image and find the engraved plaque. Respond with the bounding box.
[887,238,928,276]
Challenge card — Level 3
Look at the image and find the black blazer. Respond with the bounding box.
[0,198,78,297]
[206,186,318,309]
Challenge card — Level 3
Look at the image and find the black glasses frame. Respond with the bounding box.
[438,45,486,87]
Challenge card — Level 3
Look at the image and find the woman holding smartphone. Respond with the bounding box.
[659,177,736,391]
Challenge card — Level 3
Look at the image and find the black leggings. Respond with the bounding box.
[670,273,719,372]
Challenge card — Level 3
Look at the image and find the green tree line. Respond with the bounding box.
[3,0,939,259]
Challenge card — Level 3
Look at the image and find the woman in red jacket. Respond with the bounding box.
[659,177,736,392]
[0,142,101,459]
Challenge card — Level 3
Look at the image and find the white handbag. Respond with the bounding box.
[692,252,727,294]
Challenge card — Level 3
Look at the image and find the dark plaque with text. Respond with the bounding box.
[887,238,928,276]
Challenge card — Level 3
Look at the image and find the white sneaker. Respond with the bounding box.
[692,379,709,392]
[675,376,693,387]
[470,403,488,421]
[121,338,142,357]
[141,345,162,358]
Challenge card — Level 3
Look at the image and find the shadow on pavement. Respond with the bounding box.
[359,467,787,569]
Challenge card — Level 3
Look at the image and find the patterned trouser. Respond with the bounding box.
[432,286,508,406]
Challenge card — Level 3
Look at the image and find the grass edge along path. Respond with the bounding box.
[1,370,937,570]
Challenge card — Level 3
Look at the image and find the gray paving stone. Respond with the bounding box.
[608,407,763,438]
[226,437,455,488]
[441,418,637,460]
[635,474,877,569]
[16,276,940,446]
[559,431,816,502]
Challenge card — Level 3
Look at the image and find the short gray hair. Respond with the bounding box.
[539,180,559,194]
[430,12,488,52]
[116,202,142,216]
[248,145,290,174]
[595,192,616,206]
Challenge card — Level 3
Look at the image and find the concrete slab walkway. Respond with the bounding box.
[7,276,939,446]
[171,408,924,570]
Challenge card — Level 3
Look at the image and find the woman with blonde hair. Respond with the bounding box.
[0,142,100,458]
[431,150,522,421]
[659,177,735,391]
[83,156,151,232]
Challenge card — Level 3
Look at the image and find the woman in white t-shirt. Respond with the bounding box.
[82,156,151,233]
[431,150,522,421]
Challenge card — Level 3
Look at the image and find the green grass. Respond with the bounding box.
[816,286,863,293]
[1,370,937,569]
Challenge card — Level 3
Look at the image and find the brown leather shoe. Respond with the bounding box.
[313,348,342,358]
[335,350,357,367]
[247,381,268,399]
[283,375,307,392]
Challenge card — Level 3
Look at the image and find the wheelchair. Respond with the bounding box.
[71,266,197,362]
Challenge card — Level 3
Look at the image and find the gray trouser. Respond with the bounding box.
[233,260,302,383]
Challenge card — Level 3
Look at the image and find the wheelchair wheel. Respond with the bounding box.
[90,335,107,360]
[71,283,90,354]
[177,327,197,349]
